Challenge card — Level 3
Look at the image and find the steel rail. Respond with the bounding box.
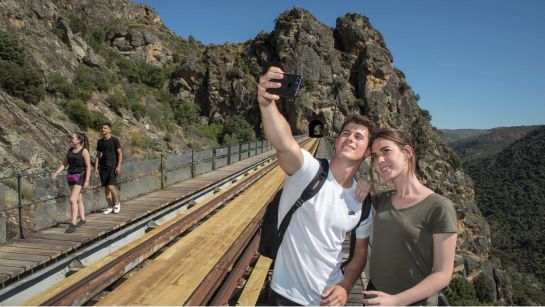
[209,226,261,306]
[185,207,264,305]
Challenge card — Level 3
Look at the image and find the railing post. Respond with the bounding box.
[212,148,216,170]
[238,144,241,161]
[227,146,231,165]
[160,153,164,190]
[191,150,195,178]
[17,173,25,239]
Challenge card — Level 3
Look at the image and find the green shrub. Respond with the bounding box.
[474,273,496,304]
[448,149,462,170]
[444,276,480,306]
[226,67,242,80]
[46,73,76,98]
[61,99,107,131]
[196,124,223,141]
[66,13,87,34]
[111,119,124,135]
[339,52,355,69]
[117,57,140,83]
[131,102,148,120]
[62,99,93,129]
[221,115,256,146]
[0,31,45,104]
[420,109,432,121]
[106,89,149,120]
[74,64,115,93]
[173,100,200,126]
[0,60,45,105]
[0,30,26,65]
[333,78,348,92]
[106,90,130,113]
[131,134,155,149]
[90,111,108,131]
[138,61,164,88]
[84,27,107,51]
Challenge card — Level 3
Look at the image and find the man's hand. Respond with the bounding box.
[320,284,348,306]
[115,166,121,176]
[355,178,372,203]
[93,169,98,177]
[257,66,283,107]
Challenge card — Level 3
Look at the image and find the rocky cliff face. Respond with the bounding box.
[0,1,511,302]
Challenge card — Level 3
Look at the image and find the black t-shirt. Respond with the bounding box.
[96,137,121,169]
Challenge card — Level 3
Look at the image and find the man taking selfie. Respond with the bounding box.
[257,66,374,306]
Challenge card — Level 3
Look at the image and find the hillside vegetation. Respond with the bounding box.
[465,126,545,305]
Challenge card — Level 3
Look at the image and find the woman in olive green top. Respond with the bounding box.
[356,128,458,306]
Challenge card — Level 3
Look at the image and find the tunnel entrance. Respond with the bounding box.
[309,119,326,138]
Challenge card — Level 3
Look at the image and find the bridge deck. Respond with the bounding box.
[0,142,281,286]
[3,137,370,305]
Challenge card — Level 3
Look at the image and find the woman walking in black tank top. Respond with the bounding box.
[52,132,91,233]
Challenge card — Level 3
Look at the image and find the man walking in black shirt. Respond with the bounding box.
[94,123,123,214]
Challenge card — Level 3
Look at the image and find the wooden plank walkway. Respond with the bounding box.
[235,235,369,306]
[0,145,284,286]
[98,165,287,305]
[95,139,319,305]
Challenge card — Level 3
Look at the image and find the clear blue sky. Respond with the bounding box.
[136,0,544,129]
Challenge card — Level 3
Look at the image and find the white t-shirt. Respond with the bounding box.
[270,149,373,305]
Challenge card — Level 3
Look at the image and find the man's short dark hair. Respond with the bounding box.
[339,114,375,135]
[100,122,112,129]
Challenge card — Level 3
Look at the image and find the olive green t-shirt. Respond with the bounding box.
[369,191,458,306]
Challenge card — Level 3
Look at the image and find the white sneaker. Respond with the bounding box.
[113,202,121,214]
[103,207,113,215]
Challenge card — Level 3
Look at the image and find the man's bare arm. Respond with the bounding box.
[257,67,303,175]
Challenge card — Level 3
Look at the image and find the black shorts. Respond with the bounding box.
[99,167,117,187]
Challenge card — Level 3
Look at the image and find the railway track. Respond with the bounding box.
[24,138,324,306]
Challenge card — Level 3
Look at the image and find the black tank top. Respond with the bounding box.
[67,147,86,174]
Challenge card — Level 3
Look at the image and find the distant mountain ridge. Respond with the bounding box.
[440,126,543,163]
[440,128,487,143]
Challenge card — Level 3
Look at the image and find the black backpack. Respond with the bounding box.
[258,158,329,259]
[258,158,372,264]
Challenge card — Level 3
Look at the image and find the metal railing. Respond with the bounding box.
[0,139,276,241]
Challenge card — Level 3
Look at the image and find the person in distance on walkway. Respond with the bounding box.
[94,122,123,214]
[356,127,458,306]
[52,132,91,233]
[258,66,375,306]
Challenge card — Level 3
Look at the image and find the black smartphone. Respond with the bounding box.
[267,73,303,98]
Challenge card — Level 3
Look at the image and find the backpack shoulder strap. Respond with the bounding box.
[276,158,329,241]
[341,194,372,270]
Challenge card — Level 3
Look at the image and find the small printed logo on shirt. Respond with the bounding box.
[348,210,356,215]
